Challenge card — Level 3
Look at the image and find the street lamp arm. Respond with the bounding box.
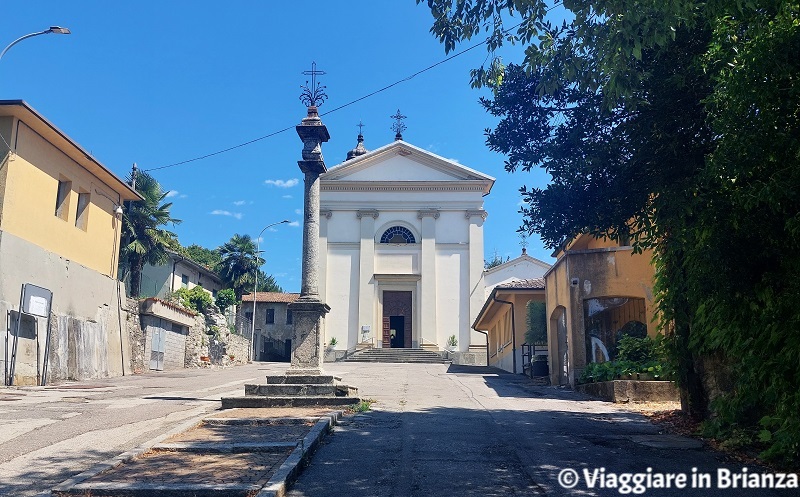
[248,219,291,361]
[0,26,71,62]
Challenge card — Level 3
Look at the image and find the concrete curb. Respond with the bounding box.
[51,410,344,497]
[255,411,342,497]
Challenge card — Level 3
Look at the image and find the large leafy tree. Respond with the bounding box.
[421,0,800,462]
[181,244,221,270]
[217,234,261,300]
[120,171,181,298]
[216,234,283,299]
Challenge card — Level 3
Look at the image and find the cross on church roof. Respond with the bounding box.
[390,109,407,140]
[300,61,328,108]
[357,120,365,136]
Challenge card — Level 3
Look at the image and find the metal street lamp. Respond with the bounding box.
[0,26,71,63]
[249,219,290,361]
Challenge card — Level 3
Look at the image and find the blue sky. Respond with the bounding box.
[3,1,556,292]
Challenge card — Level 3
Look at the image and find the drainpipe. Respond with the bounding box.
[493,296,516,374]
[471,327,489,367]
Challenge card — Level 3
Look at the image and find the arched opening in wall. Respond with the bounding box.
[550,306,568,385]
[380,226,416,244]
[583,297,647,364]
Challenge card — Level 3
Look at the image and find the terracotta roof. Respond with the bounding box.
[241,292,300,303]
[496,278,546,290]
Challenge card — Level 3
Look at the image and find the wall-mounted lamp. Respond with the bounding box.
[114,205,124,217]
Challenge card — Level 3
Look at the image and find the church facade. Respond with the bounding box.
[318,138,494,357]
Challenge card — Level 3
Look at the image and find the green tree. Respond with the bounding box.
[217,234,261,300]
[525,300,547,345]
[484,249,509,269]
[214,288,237,313]
[181,244,221,271]
[256,270,284,293]
[421,0,800,462]
[120,171,181,298]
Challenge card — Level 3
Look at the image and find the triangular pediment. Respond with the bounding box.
[322,141,494,194]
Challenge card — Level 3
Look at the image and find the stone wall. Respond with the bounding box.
[185,306,250,368]
[123,297,145,374]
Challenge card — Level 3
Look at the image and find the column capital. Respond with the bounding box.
[356,209,379,219]
[417,209,440,219]
[465,209,488,220]
[320,209,332,219]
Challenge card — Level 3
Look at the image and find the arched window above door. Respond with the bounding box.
[380,226,416,244]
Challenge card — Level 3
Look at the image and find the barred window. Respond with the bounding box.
[380,226,415,244]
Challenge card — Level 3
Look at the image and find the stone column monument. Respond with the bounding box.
[222,64,359,408]
[287,64,331,376]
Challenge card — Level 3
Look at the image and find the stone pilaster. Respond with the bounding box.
[356,209,379,345]
[418,209,439,349]
[466,210,488,350]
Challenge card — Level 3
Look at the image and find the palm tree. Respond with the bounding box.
[120,171,181,298]
[217,234,263,300]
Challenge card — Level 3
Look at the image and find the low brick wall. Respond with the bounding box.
[577,380,680,403]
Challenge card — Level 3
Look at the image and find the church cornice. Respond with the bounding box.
[321,180,488,194]
[417,209,440,219]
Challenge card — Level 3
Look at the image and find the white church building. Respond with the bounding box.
[318,135,494,358]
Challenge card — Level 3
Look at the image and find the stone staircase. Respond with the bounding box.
[221,374,359,408]
[344,348,451,364]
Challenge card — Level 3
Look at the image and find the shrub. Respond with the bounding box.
[174,286,213,313]
[525,300,547,345]
[215,288,236,312]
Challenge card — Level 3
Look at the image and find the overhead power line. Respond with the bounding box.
[144,24,522,172]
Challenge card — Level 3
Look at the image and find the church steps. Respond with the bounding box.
[344,348,451,364]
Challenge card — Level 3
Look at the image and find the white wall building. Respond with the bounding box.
[319,139,494,357]
[483,249,552,298]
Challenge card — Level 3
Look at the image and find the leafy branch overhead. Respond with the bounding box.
[421,0,800,464]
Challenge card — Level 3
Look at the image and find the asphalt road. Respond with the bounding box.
[1,362,794,497]
[289,363,795,497]
[0,362,286,497]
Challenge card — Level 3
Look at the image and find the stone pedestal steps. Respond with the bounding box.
[222,374,360,409]
[344,348,451,364]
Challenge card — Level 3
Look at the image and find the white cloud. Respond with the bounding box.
[282,195,293,199]
[294,209,302,215]
[448,157,460,163]
[288,221,300,227]
[233,200,247,206]
[165,190,179,198]
[264,178,299,188]
[210,210,243,220]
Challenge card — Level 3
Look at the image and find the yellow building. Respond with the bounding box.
[544,234,656,386]
[472,279,546,374]
[0,100,141,385]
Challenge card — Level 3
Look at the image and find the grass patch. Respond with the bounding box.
[347,399,374,414]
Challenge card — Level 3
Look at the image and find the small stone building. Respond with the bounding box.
[238,292,300,361]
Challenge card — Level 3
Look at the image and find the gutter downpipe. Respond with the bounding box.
[471,327,489,367]
[493,296,516,374]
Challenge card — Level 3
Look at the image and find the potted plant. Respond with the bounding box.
[446,335,458,352]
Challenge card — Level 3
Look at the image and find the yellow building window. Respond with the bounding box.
[75,191,90,231]
[55,178,72,220]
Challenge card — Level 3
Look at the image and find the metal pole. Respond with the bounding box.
[249,220,290,362]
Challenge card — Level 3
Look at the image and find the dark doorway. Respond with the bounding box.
[382,291,412,348]
[389,316,405,348]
